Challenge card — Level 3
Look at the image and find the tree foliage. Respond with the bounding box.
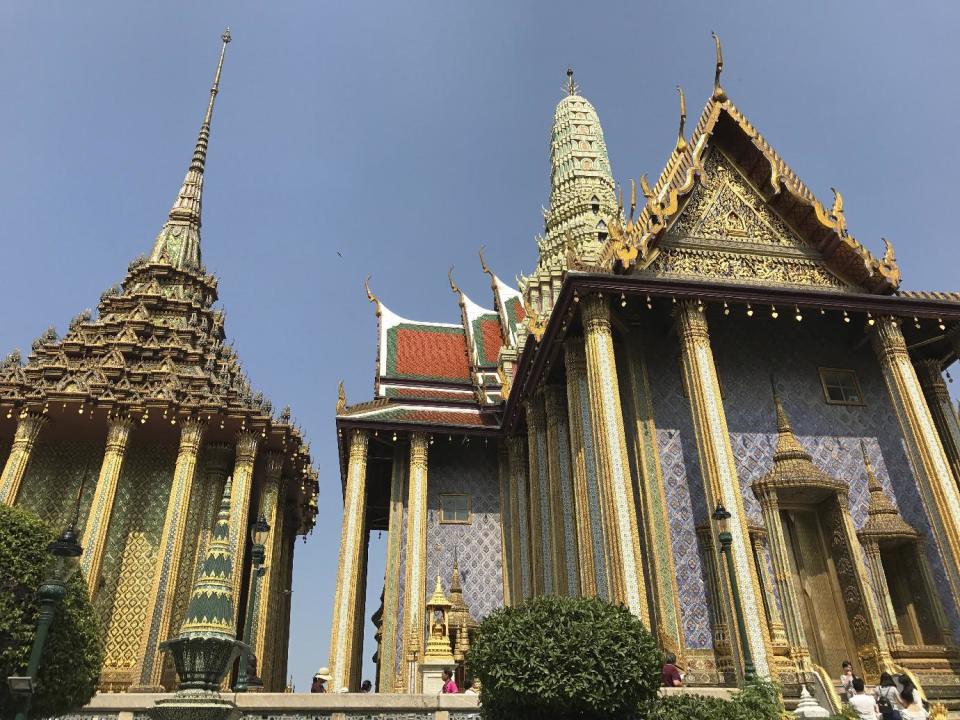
[466,595,661,720]
[652,678,788,720]
[0,505,103,718]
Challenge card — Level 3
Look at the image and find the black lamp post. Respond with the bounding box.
[235,513,269,692]
[7,522,83,720]
[711,502,755,680]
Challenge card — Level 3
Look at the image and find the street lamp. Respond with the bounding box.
[235,513,270,692]
[7,522,83,720]
[711,502,755,680]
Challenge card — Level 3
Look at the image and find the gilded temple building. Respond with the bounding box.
[0,31,318,693]
[332,49,960,708]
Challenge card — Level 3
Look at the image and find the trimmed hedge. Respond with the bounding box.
[652,678,787,720]
[466,595,661,720]
[0,505,103,718]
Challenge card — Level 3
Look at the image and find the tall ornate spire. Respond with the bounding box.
[858,441,919,541]
[150,28,232,271]
[537,67,617,269]
[771,377,808,461]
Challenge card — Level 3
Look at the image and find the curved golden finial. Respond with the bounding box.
[711,31,727,101]
[364,275,381,314]
[675,86,688,153]
[336,380,347,414]
[629,178,637,220]
[640,173,654,200]
[566,67,578,96]
[448,266,461,295]
[829,187,847,235]
[479,246,494,279]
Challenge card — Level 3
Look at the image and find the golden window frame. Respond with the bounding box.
[817,367,865,406]
[438,493,472,525]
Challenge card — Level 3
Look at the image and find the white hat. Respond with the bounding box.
[314,667,331,681]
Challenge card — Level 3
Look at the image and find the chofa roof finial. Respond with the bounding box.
[448,266,461,295]
[364,275,381,315]
[479,246,494,279]
[711,31,727,101]
[675,86,688,152]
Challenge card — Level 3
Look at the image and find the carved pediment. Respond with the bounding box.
[642,150,852,290]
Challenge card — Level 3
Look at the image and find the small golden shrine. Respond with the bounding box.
[423,575,455,664]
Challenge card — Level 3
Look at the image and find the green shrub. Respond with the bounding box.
[0,505,104,718]
[650,678,786,720]
[466,595,661,720]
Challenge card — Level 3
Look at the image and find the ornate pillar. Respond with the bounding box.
[133,417,206,690]
[80,415,134,595]
[915,359,960,487]
[378,445,406,691]
[872,318,960,608]
[525,395,551,595]
[696,526,733,677]
[581,294,647,618]
[497,442,514,604]
[622,332,684,654]
[507,436,531,600]
[749,529,789,651]
[248,451,285,684]
[860,539,903,650]
[675,301,769,677]
[329,429,369,692]
[229,430,260,605]
[564,339,607,599]
[756,491,809,672]
[0,412,46,505]
[544,384,579,596]
[401,432,429,693]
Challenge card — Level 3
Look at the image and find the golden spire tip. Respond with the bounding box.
[566,67,578,96]
[675,86,688,152]
[711,31,727,101]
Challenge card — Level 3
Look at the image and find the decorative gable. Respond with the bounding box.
[644,150,850,290]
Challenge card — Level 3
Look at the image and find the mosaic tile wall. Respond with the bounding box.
[710,312,960,635]
[425,441,504,619]
[17,438,102,533]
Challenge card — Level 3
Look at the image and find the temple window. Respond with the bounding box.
[591,196,600,215]
[818,368,864,405]
[596,220,607,243]
[439,493,471,524]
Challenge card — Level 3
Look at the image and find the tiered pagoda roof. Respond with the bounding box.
[0,29,318,532]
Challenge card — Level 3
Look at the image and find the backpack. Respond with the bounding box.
[877,688,903,720]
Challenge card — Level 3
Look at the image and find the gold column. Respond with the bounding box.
[507,436,531,599]
[249,451,285,683]
[0,412,46,505]
[675,301,769,677]
[401,432,429,693]
[132,417,206,690]
[872,318,960,606]
[749,529,789,650]
[915,359,960,487]
[378,445,406,691]
[80,415,134,595]
[229,430,260,605]
[544,384,580,596]
[581,295,647,619]
[860,539,903,649]
[623,332,684,654]
[564,340,607,599]
[329,429,369,692]
[497,441,513,604]
[525,395,551,595]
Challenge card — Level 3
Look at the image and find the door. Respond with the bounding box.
[781,508,860,673]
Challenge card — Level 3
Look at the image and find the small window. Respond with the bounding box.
[439,494,471,524]
[818,368,864,406]
[591,195,600,215]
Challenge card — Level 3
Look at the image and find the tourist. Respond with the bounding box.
[311,667,331,693]
[441,668,459,694]
[849,677,881,720]
[661,651,682,687]
[361,679,373,693]
[900,683,928,720]
[841,661,856,699]
[464,678,479,695]
[874,672,904,720]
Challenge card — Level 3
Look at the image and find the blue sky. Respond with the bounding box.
[1,1,958,690]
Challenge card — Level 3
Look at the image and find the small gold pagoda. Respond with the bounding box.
[0,30,318,692]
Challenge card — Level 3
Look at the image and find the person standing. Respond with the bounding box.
[360,679,373,693]
[874,672,904,720]
[311,667,331,693]
[661,652,682,687]
[900,684,928,720]
[849,677,881,720]
[441,668,459,694]
[841,661,856,700]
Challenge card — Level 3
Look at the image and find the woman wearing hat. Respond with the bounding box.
[311,667,331,693]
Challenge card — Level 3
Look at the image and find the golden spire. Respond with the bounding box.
[711,31,727,101]
[859,439,919,540]
[770,376,809,460]
[566,67,578,96]
[336,380,347,414]
[150,29,231,270]
[675,86,688,153]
